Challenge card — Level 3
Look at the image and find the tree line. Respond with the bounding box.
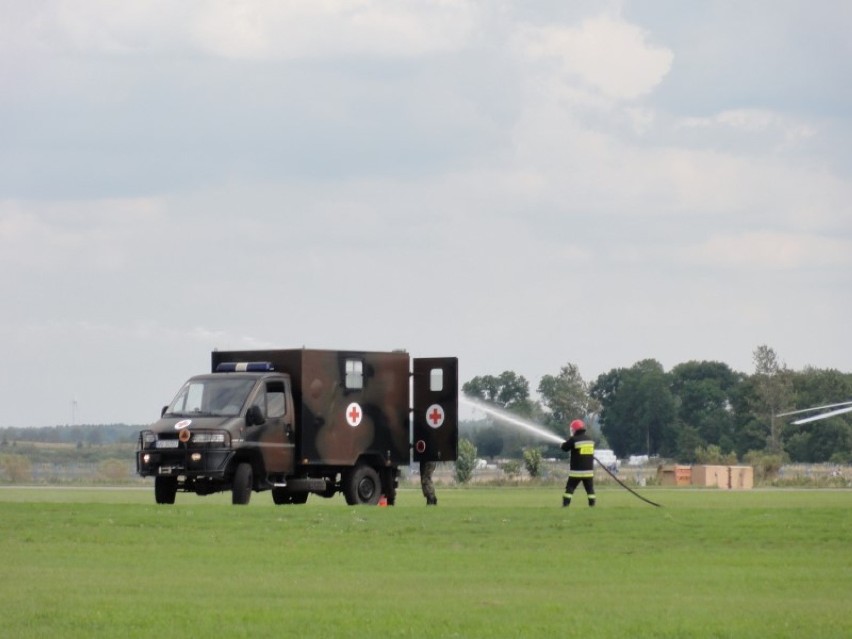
[4,345,850,467]
[462,345,852,465]
[0,424,140,448]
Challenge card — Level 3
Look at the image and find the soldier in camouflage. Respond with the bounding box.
[420,460,437,505]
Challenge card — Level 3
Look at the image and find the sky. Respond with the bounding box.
[1,0,850,428]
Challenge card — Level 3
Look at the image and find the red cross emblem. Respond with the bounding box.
[346,402,363,427]
[426,404,445,429]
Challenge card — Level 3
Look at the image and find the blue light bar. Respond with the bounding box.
[215,362,274,373]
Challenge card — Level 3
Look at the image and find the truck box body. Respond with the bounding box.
[211,348,413,467]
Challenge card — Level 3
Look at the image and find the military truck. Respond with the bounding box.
[136,348,458,505]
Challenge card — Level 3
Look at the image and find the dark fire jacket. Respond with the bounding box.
[561,428,595,478]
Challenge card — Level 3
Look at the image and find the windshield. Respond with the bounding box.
[166,377,257,417]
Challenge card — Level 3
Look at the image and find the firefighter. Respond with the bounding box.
[420,460,437,505]
[560,419,596,508]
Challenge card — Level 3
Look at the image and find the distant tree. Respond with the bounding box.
[791,367,852,407]
[462,371,537,457]
[501,460,521,477]
[675,425,703,463]
[780,368,852,463]
[744,450,785,481]
[472,428,504,458]
[729,377,768,457]
[591,360,676,458]
[670,360,742,455]
[751,345,794,454]
[537,363,600,437]
[0,454,33,483]
[695,444,737,465]
[462,371,533,415]
[455,438,477,484]
[522,448,543,478]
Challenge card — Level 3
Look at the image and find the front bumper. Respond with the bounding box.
[136,447,234,478]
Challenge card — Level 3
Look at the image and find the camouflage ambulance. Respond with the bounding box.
[136,349,458,505]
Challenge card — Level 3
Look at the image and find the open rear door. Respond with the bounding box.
[412,357,458,462]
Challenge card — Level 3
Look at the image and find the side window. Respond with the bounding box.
[266,381,286,419]
[430,368,444,392]
[345,359,363,390]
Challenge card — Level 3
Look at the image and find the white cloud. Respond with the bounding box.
[1,2,851,426]
[0,198,165,271]
[514,14,673,100]
[678,109,817,148]
[5,0,478,60]
[678,232,852,270]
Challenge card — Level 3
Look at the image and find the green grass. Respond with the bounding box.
[1,486,850,638]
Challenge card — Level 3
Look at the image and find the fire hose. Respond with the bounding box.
[594,456,663,508]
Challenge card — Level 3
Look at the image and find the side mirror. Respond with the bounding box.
[246,405,266,427]
[161,406,168,417]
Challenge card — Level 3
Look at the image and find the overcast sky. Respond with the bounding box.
[2,1,850,428]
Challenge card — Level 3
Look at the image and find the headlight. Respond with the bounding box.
[191,432,228,444]
[142,431,157,445]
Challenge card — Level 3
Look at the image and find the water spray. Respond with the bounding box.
[460,396,564,445]
[461,394,663,508]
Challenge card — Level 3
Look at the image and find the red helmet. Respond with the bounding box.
[570,419,585,432]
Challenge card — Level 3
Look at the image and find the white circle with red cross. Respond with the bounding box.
[425,404,445,429]
[345,402,363,427]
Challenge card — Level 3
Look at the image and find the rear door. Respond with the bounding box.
[412,357,458,462]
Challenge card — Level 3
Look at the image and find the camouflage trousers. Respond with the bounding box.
[420,461,437,505]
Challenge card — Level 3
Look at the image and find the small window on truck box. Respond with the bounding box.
[430,368,444,392]
[345,359,363,389]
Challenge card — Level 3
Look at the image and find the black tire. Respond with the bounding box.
[343,464,381,505]
[154,476,177,504]
[232,463,253,505]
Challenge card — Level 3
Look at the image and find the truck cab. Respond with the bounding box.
[137,363,296,504]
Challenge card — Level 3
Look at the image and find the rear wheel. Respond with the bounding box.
[154,476,177,504]
[232,463,253,505]
[343,464,381,505]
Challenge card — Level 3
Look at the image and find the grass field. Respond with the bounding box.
[1,485,850,638]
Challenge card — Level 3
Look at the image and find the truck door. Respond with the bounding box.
[249,378,295,475]
[412,357,458,462]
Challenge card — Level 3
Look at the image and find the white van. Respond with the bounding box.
[595,449,619,471]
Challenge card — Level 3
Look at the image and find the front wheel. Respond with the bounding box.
[343,464,381,505]
[232,463,253,505]
[154,476,177,504]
